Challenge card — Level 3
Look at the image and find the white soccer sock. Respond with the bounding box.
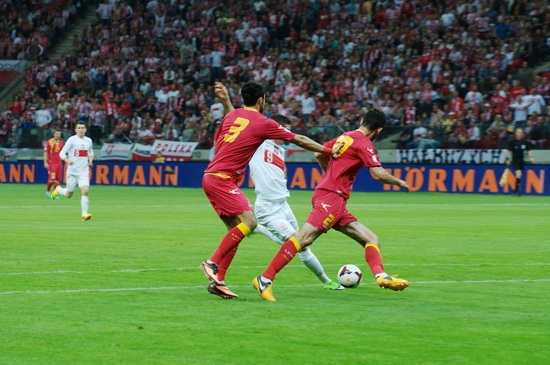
[57,187,68,196]
[375,272,388,278]
[81,196,89,216]
[253,224,283,244]
[298,249,331,283]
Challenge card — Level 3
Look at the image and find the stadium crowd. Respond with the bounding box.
[1,0,550,151]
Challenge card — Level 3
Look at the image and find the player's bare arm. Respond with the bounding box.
[292,135,342,156]
[369,166,410,192]
[214,82,235,113]
[314,152,330,171]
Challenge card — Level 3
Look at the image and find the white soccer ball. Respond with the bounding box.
[337,264,363,288]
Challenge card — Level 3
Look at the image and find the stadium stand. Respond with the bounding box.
[1,0,549,150]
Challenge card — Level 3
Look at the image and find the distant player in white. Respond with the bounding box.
[249,114,344,290]
[51,121,94,221]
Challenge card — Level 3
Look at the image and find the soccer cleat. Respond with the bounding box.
[323,280,345,290]
[252,276,276,301]
[45,192,52,199]
[200,261,221,285]
[376,275,409,291]
[207,281,238,299]
[81,214,92,221]
[50,187,60,200]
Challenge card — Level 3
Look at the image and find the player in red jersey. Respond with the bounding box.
[253,109,411,301]
[43,129,64,199]
[200,80,339,299]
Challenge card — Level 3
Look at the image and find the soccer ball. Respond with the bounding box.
[337,264,363,288]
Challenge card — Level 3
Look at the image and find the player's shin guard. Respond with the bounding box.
[365,243,385,276]
[210,223,251,264]
[263,237,300,281]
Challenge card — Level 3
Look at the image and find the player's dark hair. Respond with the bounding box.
[270,114,291,127]
[75,120,86,127]
[363,108,387,130]
[241,80,266,106]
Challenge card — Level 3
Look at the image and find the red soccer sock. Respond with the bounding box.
[365,243,385,276]
[210,223,251,265]
[217,246,237,282]
[262,237,300,281]
[46,182,53,192]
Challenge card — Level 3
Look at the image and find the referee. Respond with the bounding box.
[506,127,535,196]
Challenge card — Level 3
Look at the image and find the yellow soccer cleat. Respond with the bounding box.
[50,187,60,200]
[376,275,409,291]
[81,214,92,221]
[252,276,276,301]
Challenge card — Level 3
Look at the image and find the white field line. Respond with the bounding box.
[2,262,550,277]
[2,278,550,296]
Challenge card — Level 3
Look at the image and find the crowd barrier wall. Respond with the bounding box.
[1,161,548,196]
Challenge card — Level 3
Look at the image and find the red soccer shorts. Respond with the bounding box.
[48,164,63,182]
[202,173,252,218]
[305,189,357,233]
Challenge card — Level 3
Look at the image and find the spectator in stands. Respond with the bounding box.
[465,121,481,148]
[2,0,550,154]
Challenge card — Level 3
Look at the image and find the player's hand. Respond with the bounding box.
[399,180,410,192]
[68,160,74,165]
[214,82,230,102]
[331,142,343,158]
[505,161,510,166]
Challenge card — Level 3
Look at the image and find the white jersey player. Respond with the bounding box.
[51,121,94,221]
[249,114,343,290]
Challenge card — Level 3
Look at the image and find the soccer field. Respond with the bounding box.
[1,184,549,364]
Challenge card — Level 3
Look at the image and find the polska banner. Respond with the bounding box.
[395,149,507,164]
[151,140,198,161]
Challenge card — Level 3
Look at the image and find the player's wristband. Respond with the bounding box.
[322,146,332,155]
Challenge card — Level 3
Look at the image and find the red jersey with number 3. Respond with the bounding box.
[205,107,295,181]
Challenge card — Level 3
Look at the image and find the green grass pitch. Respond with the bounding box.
[1,184,549,364]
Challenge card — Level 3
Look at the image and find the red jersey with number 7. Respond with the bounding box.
[317,130,382,199]
[205,107,295,181]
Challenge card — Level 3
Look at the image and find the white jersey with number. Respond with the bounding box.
[249,140,289,201]
[59,135,94,175]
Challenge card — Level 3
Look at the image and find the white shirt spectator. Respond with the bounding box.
[210,100,224,121]
[300,95,316,115]
[509,97,531,122]
[155,88,170,104]
[524,93,546,115]
[210,50,224,68]
[35,107,53,127]
[464,89,483,107]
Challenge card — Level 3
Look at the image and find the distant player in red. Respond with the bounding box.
[253,109,411,301]
[200,80,338,299]
[43,129,64,199]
